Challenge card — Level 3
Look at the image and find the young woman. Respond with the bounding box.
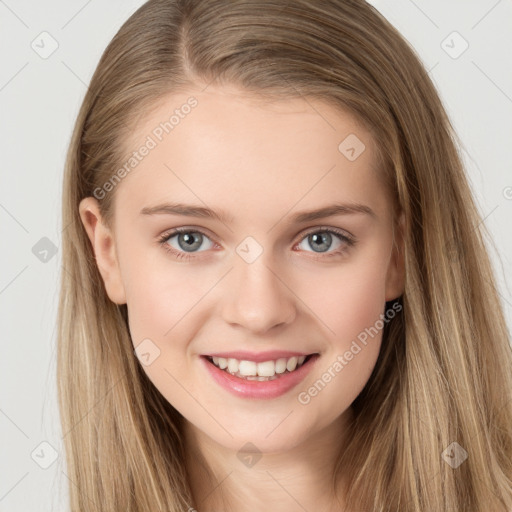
[57,0,512,510]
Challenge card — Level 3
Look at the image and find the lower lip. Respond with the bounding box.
[200,355,319,399]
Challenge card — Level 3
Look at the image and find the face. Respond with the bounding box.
[80,84,404,454]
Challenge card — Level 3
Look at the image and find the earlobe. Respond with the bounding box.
[78,197,127,305]
[385,211,405,302]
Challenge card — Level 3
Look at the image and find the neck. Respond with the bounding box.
[183,407,354,512]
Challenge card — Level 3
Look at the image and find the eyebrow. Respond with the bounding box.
[140,201,376,224]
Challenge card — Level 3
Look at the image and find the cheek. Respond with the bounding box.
[124,259,204,345]
[122,256,207,396]
[301,253,389,344]
[292,251,390,405]
[116,226,207,338]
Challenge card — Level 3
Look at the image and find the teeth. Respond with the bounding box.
[209,354,312,377]
[286,356,298,372]
[275,358,287,374]
[238,360,257,376]
[257,360,276,377]
[227,358,239,373]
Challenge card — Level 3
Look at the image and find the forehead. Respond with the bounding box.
[113,85,389,224]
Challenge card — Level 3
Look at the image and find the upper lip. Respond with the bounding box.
[202,350,318,363]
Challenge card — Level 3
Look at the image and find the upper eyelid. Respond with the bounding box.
[297,225,354,240]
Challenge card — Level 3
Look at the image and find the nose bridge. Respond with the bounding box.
[220,237,296,333]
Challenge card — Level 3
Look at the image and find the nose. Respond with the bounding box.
[220,250,297,334]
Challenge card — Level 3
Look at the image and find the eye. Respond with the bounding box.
[158,228,215,260]
[157,226,356,261]
[294,227,355,257]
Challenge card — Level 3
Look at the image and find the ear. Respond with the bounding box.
[78,197,127,304]
[385,211,405,302]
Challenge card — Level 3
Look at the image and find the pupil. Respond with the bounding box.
[310,232,331,252]
[179,232,202,251]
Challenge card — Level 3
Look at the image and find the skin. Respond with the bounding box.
[80,84,405,512]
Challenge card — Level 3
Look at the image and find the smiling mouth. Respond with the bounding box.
[203,353,318,381]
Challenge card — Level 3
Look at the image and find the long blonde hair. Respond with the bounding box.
[57,0,512,509]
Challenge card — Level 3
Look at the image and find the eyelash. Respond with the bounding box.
[157,226,356,261]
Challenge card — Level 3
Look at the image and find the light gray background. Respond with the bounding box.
[1,1,511,510]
